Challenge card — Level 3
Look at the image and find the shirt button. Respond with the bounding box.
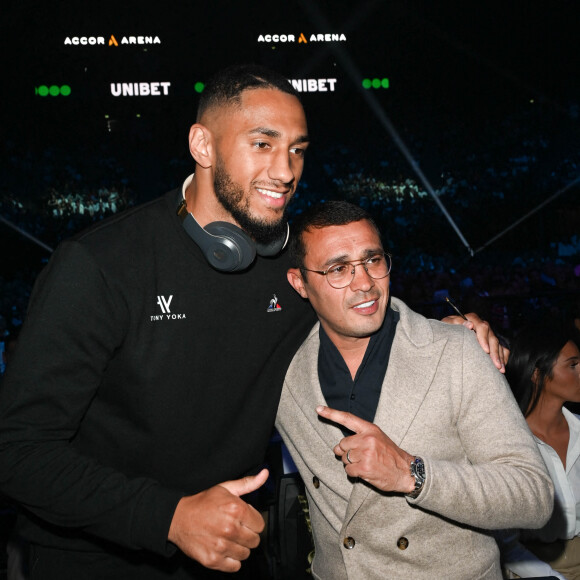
[312,476,320,489]
[397,537,409,550]
[343,537,355,550]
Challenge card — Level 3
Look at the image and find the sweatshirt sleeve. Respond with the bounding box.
[0,241,184,555]
[408,327,554,531]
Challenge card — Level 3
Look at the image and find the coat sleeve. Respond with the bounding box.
[0,241,183,555]
[408,327,554,530]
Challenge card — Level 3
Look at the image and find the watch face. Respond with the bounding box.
[411,458,425,483]
[415,461,425,479]
[408,458,425,498]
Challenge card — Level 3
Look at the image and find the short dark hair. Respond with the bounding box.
[289,201,382,272]
[506,322,577,417]
[197,64,301,121]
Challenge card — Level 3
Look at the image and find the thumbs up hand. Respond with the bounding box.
[168,468,269,572]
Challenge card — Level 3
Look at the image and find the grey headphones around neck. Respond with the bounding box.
[177,197,289,272]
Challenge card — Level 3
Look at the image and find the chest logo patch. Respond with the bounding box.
[267,294,282,313]
[150,295,187,322]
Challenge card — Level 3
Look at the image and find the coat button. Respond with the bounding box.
[312,476,320,489]
[343,537,355,550]
[397,537,409,550]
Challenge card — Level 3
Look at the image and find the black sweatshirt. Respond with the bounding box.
[0,189,315,574]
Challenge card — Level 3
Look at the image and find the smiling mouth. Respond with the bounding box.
[257,187,285,199]
[353,300,376,310]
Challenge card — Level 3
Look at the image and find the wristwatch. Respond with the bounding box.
[407,456,425,499]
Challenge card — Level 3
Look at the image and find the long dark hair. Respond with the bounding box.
[506,322,576,417]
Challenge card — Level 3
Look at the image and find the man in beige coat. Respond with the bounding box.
[276,201,553,579]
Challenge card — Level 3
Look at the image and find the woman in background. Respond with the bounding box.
[501,322,580,579]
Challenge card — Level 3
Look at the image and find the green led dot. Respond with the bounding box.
[49,85,60,96]
[194,82,205,93]
[60,85,71,96]
[38,85,49,97]
[381,78,389,89]
[362,78,371,89]
[371,78,381,89]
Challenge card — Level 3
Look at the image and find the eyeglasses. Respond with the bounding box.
[301,252,392,289]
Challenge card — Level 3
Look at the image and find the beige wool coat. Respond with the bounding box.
[276,297,553,580]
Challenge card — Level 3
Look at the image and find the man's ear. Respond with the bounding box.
[287,268,309,299]
[188,123,213,169]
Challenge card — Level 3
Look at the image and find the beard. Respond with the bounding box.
[214,160,289,246]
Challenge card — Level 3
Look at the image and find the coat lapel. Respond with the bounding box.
[343,298,448,523]
[284,323,350,452]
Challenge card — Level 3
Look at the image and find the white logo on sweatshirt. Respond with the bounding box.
[150,295,186,322]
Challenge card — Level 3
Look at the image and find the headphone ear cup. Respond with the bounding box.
[180,208,257,272]
[204,222,256,272]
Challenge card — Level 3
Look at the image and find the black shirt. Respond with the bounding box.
[318,305,399,427]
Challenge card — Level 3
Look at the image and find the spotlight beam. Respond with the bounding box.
[300,0,474,255]
[0,215,54,253]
